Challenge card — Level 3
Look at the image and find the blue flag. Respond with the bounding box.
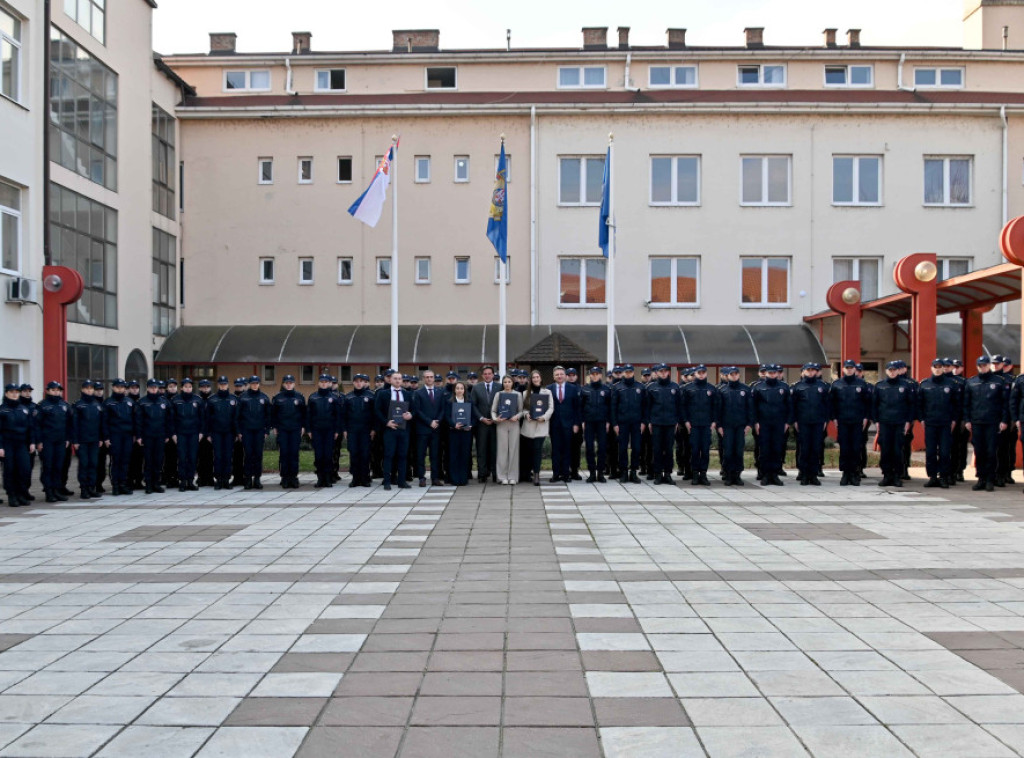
[487,143,508,263]
[598,147,610,257]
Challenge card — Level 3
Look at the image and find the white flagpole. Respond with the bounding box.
[606,133,615,371]
[499,134,508,378]
[390,136,399,371]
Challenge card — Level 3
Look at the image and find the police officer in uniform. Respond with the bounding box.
[639,368,653,476]
[750,366,767,479]
[308,374,342,488]
[172,378,204,491]
[196,379,215,487]
[993,356,1016,486]
[917,358,960,488]
[238,375,271,489]
[855,363,873,479]
[346,373,374,487]
[791,363,830,486]
[717,367,754,486]
[0,383,35,506]
[611,364,644,484]
[127,380,144,490]
[272,374,307,489]
[376,369,413,490]
[965,355,1009,492]
[206,377,238,490]
[754,364,792,486]
[564,368,583,481]
[644,363,681,485]
[896,362,918,481]
[138,378,173,494]
[230,378,247,486]
[103,379,136,495]
[162,378,180,488]
[675,368,694,480]
[829,360,871,486]
[37,381,72,502]
[682,365,718,486]
[93,382,109,493]
[873,361,914,488]
[330,376,344,483]
[606,366,622,479]
[370,374,386,480]
[947,359,968,484]
[580,366,610,483]
[71,380,104,499]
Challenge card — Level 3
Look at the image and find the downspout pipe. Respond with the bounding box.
[897,53,915,92]
[624,52,640,92]
[1001,104,1009,325]
[43,0,52,265]
[530,105,537,326]
[285,57,296,95]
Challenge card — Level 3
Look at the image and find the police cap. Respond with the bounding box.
[166,378,178,385]
[759,364,768,372]
[157,380,166,389]
[952,359,963,367]
[127,379,140,388]
[46,380,62,390]
[613,366,624,373]
[468,372,478,379]
[723,366,740,375]
[445,371,458,379]
[234,377,246,386]
[81,380,93,389]
[802,362,818,371]
[217,376,229,384]
[694,364,707,372]
[318,374,331,382]
[1005,357,1015,365]
[589,366,603,374]
[354,373,369,381]
[112,378,126,387]
[18,383,32,391]
[843,359,857,368]
[147,378,159,387]
[887,360,901,370]
[566,368,578,375]
[199,379,211,387]
[641,368,652,376]
[282,374,295,382]
[993,354,1005,364]
[855,363,864,371]
[384,369,397,377]
[652,363,668,371]
[622,364,634,372]
[977,355,991,365]
[940,358,953,367]
[409,376,420,384]
[374,374,384,381]
[92,381,105,389]
[248,375,260,383]
[181,377,193,385]
[3,383,19,392]
[931,358,944,367]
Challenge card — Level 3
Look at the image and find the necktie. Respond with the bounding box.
[393,389,398,402]
[559,384,564,402]
[429,388,434,402]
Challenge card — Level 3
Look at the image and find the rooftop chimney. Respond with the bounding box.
[292,31,312,55]
[391,29,440,53]
[617,26,630,49]
[209,32,237,55]
[666,28,688,49]
[823,28,837,47]
[582,27,608,49]
[745,27,765,48]
[847,28,861,47]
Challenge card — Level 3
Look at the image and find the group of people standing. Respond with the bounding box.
[0,354,1020,504]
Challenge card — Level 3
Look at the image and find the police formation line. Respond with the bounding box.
[0,355,1020,506]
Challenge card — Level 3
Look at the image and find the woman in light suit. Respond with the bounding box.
[491,375,524,485]
[520,370,555,486]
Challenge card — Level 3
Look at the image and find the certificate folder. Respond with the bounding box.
[530,394,550,420]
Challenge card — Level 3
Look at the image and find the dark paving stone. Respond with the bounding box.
[272,653,354,673]
[738,523,885,541]
[0,634,32,652]
[334,594,398,605]
[225,697,327,726]
[927,632,1017,650]
[581,651,663,671]
[362,633,437,652]
[398,727,498,758]
[507,632,577,651]
[374,619,442,634]
[320,697,415,726]
[334,672,424,697]
[348,652,431,672]
[506,651,582,671]
[926,631,1024,694]
[504,671,588,697]
[438,618,507,634]
[409,696,502,726]
[305,620,377,634]
[104,524,246,542]
[593,697,691,726]
[505,618,574,633]
[573,618,644,633]
[433,633,505,651]
[419,672,503,696]
[503,697,594,726]
[297,727,403,758]
[427,651,505,672]
[501,727,601,758]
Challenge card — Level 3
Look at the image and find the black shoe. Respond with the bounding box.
[243,478,253,490]
[986,480,994,492]
[571,473,582,481]
[924,477,941,488]
[778,470,788,477]
[179,484,187,492]
[809,477,821,486]
[973,480,986,491]
[7,494,22,507]
[892,478,903,488]
[80,490,91,500]
[151,486,162,494]
[628,471,640,484]
[23,492,35,501]
[45,490,58,503]
[956,472,965,482]
[725,476,735,487]
[770,475,784,486]
[548,477,560,483]
[254,478,263,490]
[223,480,234,490]
[59,487,74,497]
[662,475,675,485]
[645,473,655,480]
[840,474,850,486]
[851,477,861,486]
[734,476,745,487]
[879,477,892,487]
[597,474,607,483]
[214,482,223,490]
[699,473,711,486]
[398,482,410,489]
[89,488,102,499]
[383,482,391,490]
[939,479,949,489]
[586,474,597,483]
[800,478,810,486]
[419,478,427,487]
[817,469,825,478]
[95,485,106,494]
[145,486,153,494]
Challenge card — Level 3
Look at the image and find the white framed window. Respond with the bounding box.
[415,256,431,284]
[650,156,700,205]
[337,257,353,285]
[258,158,274,185]
[301,365,315,383]
[259,257,275,284]
[649,257,700,307]
[263,364,275,382]
[0,180,21,275]
[298,157,313,184]
[832,156,882,205]
[737,64,786,87]
[559,257,606,307]
[494,256,510,284]
[914,67,964,89]
[833,257,881,300]
[824,64,873,87]
[454,156,470,183]
[376,257,391,284]
[224,70,271,92]
[648,65,698,88]
[495,154,511,183]
[741,156,792,206]
[938,257,971,281]
[62,0,104,43]
[924,157,972,206]
[314,68,346,91]
[558,66,607,89]
[558,156,605,206]
[415,156,431,183]
[741,257,790,307]
[425,67,456,89]
[337,157,353,183]
[454,256,471,284]
[1,8,21,103]
[299,257,314,285]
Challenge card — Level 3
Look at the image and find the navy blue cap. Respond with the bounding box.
[384,368,397,377]
[843,360,857,368]
[81,380,93,388]
[931,358,944,367]
[589,366,603,374]
[683,368,695,376]
[445,371,459,379]
[198,379,211,386]
[127,379,140,388]
[619,364,633,372]
[723,366,739,375]
[641,368,652,375]
[92,381,104,389]
[112,378,126,387]
[566,368,577,375]
[234,377,246,386]
[692,364,706,372]
[896,360,907,369]
[181,377,193,385]
[248,375,260,383]
[329,376,337,383]
[217,376,229,383]
[354,373,369,381]
[1004,356,1015,365]
[612,366,624,373]
[318,374,331,381]
[652,363,668,371]
[977,355,991,365]
[18,383,32,391]
[282,374,295,382]
[887,360,901,370]
[157,380,167,389]
[147,378,159,387]
[166,378,177,385]
[952,359,963,367]
[4,383,18,392]
[46,380,62,390]
[993,354,1005,364]
[855,363,864,371]
[409,376,420,383]
[374,374,384,381]
[468,372,478,379]
[758,364,768,372]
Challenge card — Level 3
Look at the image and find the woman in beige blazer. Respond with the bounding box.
[520,370,555,486]
[491,375,524,485]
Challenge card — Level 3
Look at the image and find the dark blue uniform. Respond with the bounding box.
[103,391,137,493]
[829,375,871,481]
[237,388,271,487]
[964,370,1010,489]
[873,377,915,484]
[717,380,754,483]
[205,389,238,488]
[71,392,105,496]
[345,387,374,487]
[917,372,960,484]
[581,380,611,480]
[644,377,681,482]
[753,378,792,483]
[0,395,34,504]
[138,392,173,490]
[611,377,645,477]
[308,388,343,487]
[37,395,72,498]
[682,377,720,483]
[791,376,830,484]
[172,391,205,488]
[272,389,307,487]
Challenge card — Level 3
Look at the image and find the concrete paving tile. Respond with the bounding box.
[0,723,120,757]
[398,727,498,758]
[890,724,1017,757]
[224,697,326,726]
[500,727,600,758]
[794,725,915,758]
[419,672,501,696]
[193,726,307,758]
[946,694,1024,724]
[681,698,784,727]
[770,696,877,726]
[599,726,705,758]
[585,672,674,698]
[94,726,214,758]
[502,697,594,726]
[334,672,422,697]
[46,695,155,724]
[409,696,501,726]
[295,727,402,758]
[858,695,969,725]
[697,725,810,757]
[319,697,414,726]
[668,673,760,698]
[137,696,241,726]
[251,672,342,697]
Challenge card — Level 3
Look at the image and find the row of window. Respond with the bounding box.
[220,64,967,94]
[258,255,509,286]
[152,228,176,337]
[63,0,105,45]
[1,7,20,103]
[257,155,505,186]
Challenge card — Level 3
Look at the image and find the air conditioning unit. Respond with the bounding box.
[6,278,39,305]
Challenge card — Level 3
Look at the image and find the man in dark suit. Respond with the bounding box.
[412,370,445,486]
[374,369,413,490]
[548,365,582,483]
[470,366,499,483]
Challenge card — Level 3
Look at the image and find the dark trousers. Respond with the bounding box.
[40,442,67,491]
[277,429,301,481]
[617,421,642,472]
[142,436,165,486]
[76,443,98,489]
[651,424,675,476]
[448,430,472,485]
[570,428,583,475]
[878,422,904,478]
[232,437,244,483]
[129,442,143,486]
[676,425,691,476]
[348,428,371,484]
[177,434,199,483]
[163,439,178,485]
[607,427,619,476]
[953,423,970,474]
[416,427,441,481]
[312,430,335,482]
[837,421,863,475]
[382,428,409,484]
[2,441,30,496]
[96,443,108,487]
[241,429,265,478]
[971,422,999,483]
[61,442,72,487]
[474,423,497,479]
[108,434,132,486]
[371,427,384,478]
[997,426,1017,480]
[689,425,712,475]
[640,426,652,472]
[721,425,746,475]
[549,423,573,479]
[759,422,786,477]
[925,423,952,478]
[518,431,532,482]
[584,422,607,474]
[332,436,343,479]
[797,422,824,478]
[197,436,214,485]
[522,435,544,477]
[752,427,761,475]
[211,432,234,481]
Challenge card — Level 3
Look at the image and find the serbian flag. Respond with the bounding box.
[348,144,395,227]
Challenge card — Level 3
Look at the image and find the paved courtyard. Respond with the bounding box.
[2,471,1024,757]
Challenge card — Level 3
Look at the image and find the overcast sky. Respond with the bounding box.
[153,0,967,55]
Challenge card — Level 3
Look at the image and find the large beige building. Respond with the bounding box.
[0,0,185,389]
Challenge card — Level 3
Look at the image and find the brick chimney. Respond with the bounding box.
[666,28,687,49]
[582,27,608,49]
[292,32,312,55]
[745,27,765,48]
[209,33,237,55]
[617,26,630,49]
[847,28,861,47]
[391,29,440,53]
[823,28,837,47]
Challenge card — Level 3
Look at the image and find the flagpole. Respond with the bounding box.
[390,135,399,371]
[606,133,615,371]
[499,134,508,378]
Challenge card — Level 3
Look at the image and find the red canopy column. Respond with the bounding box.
[41,266,84,389]
[893,253,938,383]
[960,307,991,378]
[824,281,862,364]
